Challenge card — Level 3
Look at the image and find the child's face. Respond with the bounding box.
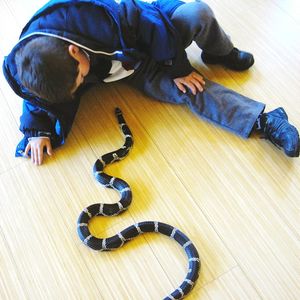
[69,45,90,94]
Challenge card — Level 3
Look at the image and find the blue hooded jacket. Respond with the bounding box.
[2,0,191,157]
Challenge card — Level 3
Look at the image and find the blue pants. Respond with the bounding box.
[125,0,265,138]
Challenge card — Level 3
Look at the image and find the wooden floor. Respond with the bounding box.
[0,0,299,299]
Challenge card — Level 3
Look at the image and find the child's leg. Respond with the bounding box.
[170,0,233,55]
[125,59,265,138]
[169,1,254,70]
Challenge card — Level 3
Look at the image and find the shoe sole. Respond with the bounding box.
[285,141,300,157]
[202,56,255,71]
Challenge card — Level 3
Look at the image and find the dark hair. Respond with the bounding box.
[15,36,79,103]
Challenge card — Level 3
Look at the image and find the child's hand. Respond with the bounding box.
[173,71,205,95]
[24,137,53,165]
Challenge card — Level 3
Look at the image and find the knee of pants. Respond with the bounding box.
[187,1,216,27]
[171,1,217,40]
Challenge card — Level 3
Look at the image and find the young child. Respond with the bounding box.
[3,0,299,165]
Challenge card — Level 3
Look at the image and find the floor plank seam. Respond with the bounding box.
[0,159,26,177]
[0,227,29,299]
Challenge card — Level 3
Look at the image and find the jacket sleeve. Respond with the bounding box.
[121,0,193,78]
[160,46,194,79]
[141,7,193,78]
[139,14,193,78]
[20,101,54,137]
[16,93,82,157]
[16,101,55,157]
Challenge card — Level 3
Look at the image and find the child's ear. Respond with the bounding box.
[68,45,80,60]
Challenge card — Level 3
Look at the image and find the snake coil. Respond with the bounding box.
[77,108,200,299]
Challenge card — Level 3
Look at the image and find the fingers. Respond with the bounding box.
[24,142,31,158]
[192,73,206,89]
[174,72,206,95]
[31,145,42,165]
[46,142,53,157]
[37,146,42,165]
[193,72,206,84]
[31,146,36,164]
[186,78,201,95]
[188,73,205,94]
[25,137,53,165]
[25,143,42,165]
[33,145,44,165]
[174,81,187,94]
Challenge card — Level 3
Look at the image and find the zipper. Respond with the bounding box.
[18,32,123,56]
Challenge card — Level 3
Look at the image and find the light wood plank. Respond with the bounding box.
[0,229,26,300]
[193,267,261,300]
[0,89,23,173]
[0,0,300,299]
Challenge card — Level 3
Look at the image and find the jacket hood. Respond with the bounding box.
[19,0,126,55]
[3,0,132,105]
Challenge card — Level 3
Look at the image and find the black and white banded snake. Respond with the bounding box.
[77,108,200,299]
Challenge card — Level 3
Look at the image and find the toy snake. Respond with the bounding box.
[77,108,200,299]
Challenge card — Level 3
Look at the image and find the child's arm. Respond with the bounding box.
[16,96,81,163]
[18,101,55,164]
